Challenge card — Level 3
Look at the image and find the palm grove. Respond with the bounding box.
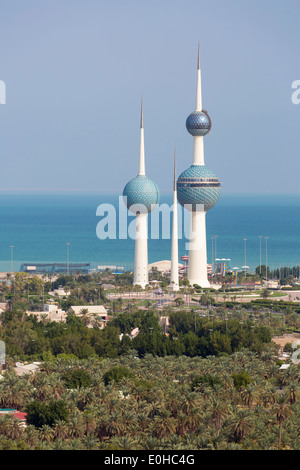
[0,270,300,450]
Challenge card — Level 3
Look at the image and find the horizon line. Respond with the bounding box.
[0,189,299,196]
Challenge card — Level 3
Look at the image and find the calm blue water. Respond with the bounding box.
[0,192,299,273]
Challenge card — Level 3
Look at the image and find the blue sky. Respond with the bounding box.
[0,0,300,194]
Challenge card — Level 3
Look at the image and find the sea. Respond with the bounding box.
[0,191,299,274]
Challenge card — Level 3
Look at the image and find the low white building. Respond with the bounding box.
[48,286,70,297]
[264,280,280,290]
[69,305,108,318]
[43,304,58,313]
[14,362,40,377]
[68,305,108,328]
[27,305,66,322]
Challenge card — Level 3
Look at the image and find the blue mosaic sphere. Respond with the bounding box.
[123,175,160,214]
[186,111,212,136]
[177,165,221,212]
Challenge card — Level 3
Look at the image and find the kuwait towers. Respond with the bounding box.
[123,101,160,288]
[170,150,179,291]
[177,46,221,287]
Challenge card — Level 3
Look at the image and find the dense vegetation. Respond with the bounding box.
[0,269,299,450]
[0,308,272,361]
[0,350,300,450]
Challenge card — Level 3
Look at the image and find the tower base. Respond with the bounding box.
[188,278,210,289]
[187,210,210,288]
[133,212,148,289]
[169,283,179,292]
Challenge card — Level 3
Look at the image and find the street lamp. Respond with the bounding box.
[10,245,14,275]
[243,238,247,279]
[211,237,214,272]
[214,235,218,260]
[258,236,262,275]
[66,242,70,275]
[265,237,269,281]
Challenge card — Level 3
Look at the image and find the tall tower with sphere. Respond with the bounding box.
[177,46,221,287]
[123,101,160,288]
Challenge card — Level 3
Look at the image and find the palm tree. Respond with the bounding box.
[285,381,300,405]
[262,384,279,408]
[208,398,231,435]
[39,425,54,443]
[82,412,97,435]
[108,435,140,450]
[82,434,99,450]
[138,435,160,450]
[3,415,24,440]
[271,396,293,450]
[176,411,189,436]
[48,373,66,400]
[185,406,202,434]
[67,411,84,439]
[80,308,90,326]
[150,410,177,439]
[107,411,125,437]
[51,438,67,450]
[53,420,68,440]
[0,372,33,409]
[228,408,255,443]
[240,383,260,409]
[67,438,84,450]
[31,373,53,401]
[24,425,40,448]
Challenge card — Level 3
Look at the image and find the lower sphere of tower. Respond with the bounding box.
[177,165,221,212]
[123,175,160,214]
[186,111,212,136]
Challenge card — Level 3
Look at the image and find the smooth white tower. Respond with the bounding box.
[123,101,160,289]
[134,103,148,287]
[170,150,179,291]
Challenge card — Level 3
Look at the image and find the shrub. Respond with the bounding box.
[26,400,69,428]
[232,371,252,390]
[63,369,93,389]
[103,366,133,386]
[190,374,223,391]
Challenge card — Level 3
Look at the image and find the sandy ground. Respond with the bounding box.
[281,291,300,301]
[272,333,300,348]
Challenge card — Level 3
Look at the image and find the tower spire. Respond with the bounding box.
[140,96,144,129]
[173,146,177,191]
[138,97,145,176]
[196,43,202,112]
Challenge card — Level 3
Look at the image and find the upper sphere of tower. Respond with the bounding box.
[123,175,160,214]
[177,165,221,212]
[186,110,211,137]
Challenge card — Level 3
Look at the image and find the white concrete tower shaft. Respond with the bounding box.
[170,150,179,291]
[133,211,148,288]
[133,100,148,288]
[188,210,210,287]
